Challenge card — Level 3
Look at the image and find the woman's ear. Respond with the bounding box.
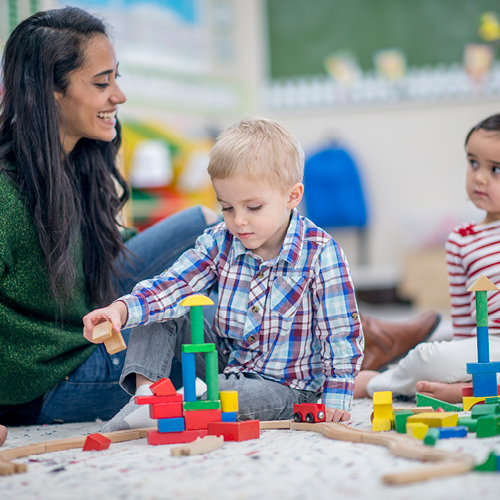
[287,182,304,209]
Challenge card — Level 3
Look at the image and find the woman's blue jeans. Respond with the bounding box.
[35,206,211,424]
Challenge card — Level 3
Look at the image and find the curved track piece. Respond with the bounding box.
[290,421,474,484]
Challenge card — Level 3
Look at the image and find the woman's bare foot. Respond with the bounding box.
[354,370,379,398]
[0,425,7,446]
[415,380,469,404]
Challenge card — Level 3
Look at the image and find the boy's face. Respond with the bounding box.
[212,174,303,261]
[466,129,500,224]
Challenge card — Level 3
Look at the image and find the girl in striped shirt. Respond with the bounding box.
[355,113,500,403]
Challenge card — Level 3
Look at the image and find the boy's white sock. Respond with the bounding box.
[101,384,155,433]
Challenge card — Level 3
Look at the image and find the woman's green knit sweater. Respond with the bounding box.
[0,169,96,405]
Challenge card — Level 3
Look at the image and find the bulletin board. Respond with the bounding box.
[267,0,500,78]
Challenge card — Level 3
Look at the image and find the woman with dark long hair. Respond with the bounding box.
[0,7,217,435]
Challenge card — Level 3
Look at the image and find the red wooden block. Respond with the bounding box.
[150,401,184,419]
[150,378,176,397]
[463,384,500,397]
[135,394,183,405]
[147,429,207,446]
[184,409,222,430]
[83,433,111,451]
[208,420,260,442]
[436,407,445,413]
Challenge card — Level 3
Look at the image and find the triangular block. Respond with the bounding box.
[467,275,499,292]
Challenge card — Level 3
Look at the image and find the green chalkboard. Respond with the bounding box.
[267,0,500,78]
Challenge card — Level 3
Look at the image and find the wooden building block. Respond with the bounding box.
[457,416,478,432]
[438,426,468,439]
[394,411,413,433]
[476,415,500,438]
[205,350,219,401]
[462,385,473,397]
[423,428,440,446]
[475,452,498,471]
[181,351,197,402]
[157,417,185,433]
[220,391,239,413]
[407,412,458,428]
[135,394,183,405]
[149,402,184,420]
[183,400,220,411]
[472,372,499,398]
[415,393,462,412]
[372,418,392,432]
[462,396,486,411]
[373,391,393,420]
[181,343,216,353]
[208,420,260,442]
[471,403,500,418]
[92,321,113,342]
[147,429,207,446]
[221,412,237,422]
[83,433,111,451]
[406,422,429,440]
[150,378,176,397]
[184,409,222,430]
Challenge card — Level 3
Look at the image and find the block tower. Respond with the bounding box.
[138,294,259,445]
[463,275,500,410]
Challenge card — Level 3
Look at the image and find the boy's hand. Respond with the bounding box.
[325,408,350,423]
[82,301,128,343]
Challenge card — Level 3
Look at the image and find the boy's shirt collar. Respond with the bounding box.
[229,208,304,268]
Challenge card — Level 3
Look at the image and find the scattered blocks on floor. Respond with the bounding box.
[372,418,392,432]
[476,415,500,438]
[415,393,462,412]
[406,412,459,428]
[394,410,413,434]
[457,416,478,432]
[438,426,468,439]
[406,422,429,440]
[475,452,499,472]
[463,396,487,411]
[471,403,500,418]
[83,433,111,451]
[208,420,260,442]
[423,428,440,446]
[373,391,393,419]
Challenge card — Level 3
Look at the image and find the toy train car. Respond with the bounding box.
[293,403,326,423]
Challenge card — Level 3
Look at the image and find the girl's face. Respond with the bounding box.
[54,34,126,154]
[466,129,500,224]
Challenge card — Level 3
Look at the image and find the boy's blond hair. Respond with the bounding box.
[207,117,304,191]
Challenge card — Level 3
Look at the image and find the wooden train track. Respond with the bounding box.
[0,421,475,484]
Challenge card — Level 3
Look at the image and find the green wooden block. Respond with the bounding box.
[189,306,204,345]
[472,404,500,418]
[415,393,462,412]
[476,415,500,438]
[475,452,498,471]
[205,350,219,401]
[485,396,500,405]
[394,410,413,433]
[457,416,478,432]
[183,400,221,411]
[423,428,440,446]
[476,291,488,327]
[181,343,215,353]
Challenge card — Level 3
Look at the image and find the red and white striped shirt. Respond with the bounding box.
[446,220,500,338]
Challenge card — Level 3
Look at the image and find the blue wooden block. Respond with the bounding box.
[472,372,498,397]
[221,411,237,422]
[181,351,197,402]
[467,361,500,374]
[158,417,185,433]
[476,326,490,363]
[438,426,468,439]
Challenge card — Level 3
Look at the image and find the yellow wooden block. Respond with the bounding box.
[372,418,392,432]
[219,391,239,412]
[406,412,458,428]
[406,422,429,440]
[180,295,214,307]
[462,396,486,411]
[373,391,393,406]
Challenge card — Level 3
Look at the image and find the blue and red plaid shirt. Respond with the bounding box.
[121,209,364,410]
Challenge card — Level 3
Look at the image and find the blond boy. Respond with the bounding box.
[83,118,363,431]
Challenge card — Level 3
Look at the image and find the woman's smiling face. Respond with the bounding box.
[55,34,126,154]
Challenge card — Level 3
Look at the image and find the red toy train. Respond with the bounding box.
[293,403,326,423]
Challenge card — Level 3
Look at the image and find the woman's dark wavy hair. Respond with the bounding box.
[465,113,500,146]
[0,7,130,308]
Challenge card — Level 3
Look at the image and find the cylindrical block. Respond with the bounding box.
[190,306,204,345]
[476,291,488,327]
[220,391,239,412]
[205,350,219,401]
[181,351,197,402]
[477,326,490,363]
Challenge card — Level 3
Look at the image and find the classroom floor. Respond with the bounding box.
[2,305,500,499]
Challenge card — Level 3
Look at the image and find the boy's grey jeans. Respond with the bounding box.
[120,314,319,421]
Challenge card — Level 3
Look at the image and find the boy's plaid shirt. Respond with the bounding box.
[121,210,364,409]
